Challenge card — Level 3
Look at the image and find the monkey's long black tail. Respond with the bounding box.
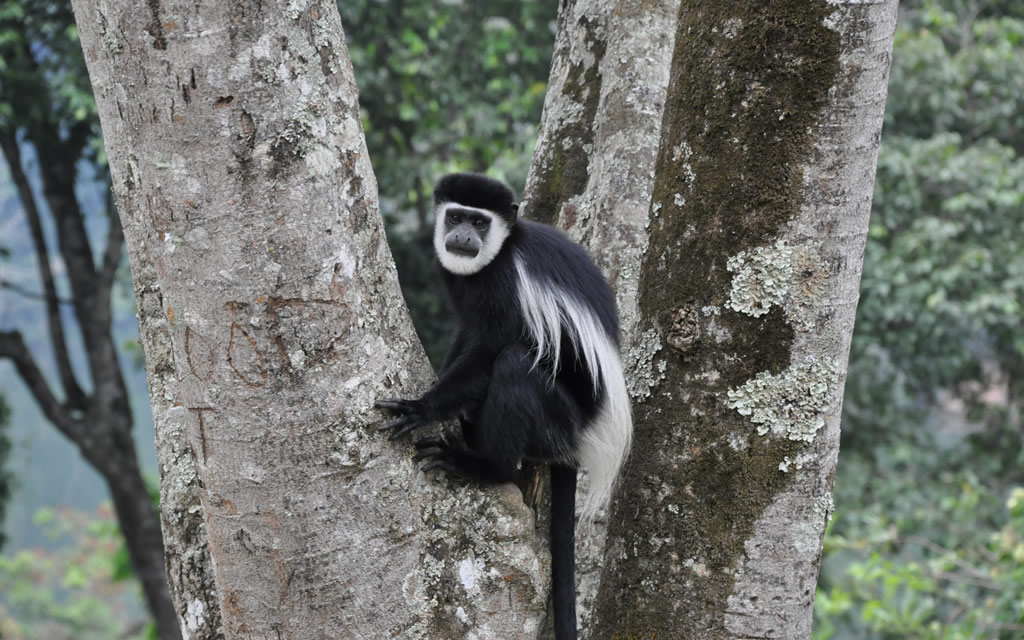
[551,464,578,640]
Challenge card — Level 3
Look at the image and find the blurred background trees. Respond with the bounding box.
[815,1,1024,638]
[0,0,1021,637]
[343,0,556,365]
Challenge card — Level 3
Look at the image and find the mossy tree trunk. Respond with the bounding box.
[520,0,680,636]
[70,1,546,638]
[586,2,898,638]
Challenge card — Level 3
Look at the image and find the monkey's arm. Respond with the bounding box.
[376,344,492,440]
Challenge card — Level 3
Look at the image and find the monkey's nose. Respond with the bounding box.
[446,235,480,258]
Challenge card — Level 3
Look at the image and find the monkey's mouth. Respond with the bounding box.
[446,246,479,258]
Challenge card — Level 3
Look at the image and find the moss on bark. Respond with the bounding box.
[526,15,606,225]
[594,1,841,636]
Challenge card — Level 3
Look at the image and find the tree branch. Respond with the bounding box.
[0,279,73,305]
[17,45,107,336]
[0,130,88,409]
[0,330,85,441]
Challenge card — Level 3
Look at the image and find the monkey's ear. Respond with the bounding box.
[510,202,520,223]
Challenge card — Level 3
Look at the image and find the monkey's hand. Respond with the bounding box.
[375,398,429,440]
[412,435,462,476]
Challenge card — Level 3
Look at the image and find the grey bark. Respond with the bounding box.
[520,0,679,636]
[0,117,179,638]
[71,1,549,638]
[586,2,899,639]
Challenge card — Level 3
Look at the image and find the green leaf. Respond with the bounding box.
[62,565,88,589]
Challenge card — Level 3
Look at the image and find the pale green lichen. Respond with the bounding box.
[626,327,665,401]
[726,357,840,443]
[813,494,835,522]
[726,241,827,327]
[778,452,814,473]
[726,240,794,317]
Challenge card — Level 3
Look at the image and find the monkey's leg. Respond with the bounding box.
[415,344,581,482]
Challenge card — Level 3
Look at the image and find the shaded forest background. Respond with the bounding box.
[0,0,1021,638]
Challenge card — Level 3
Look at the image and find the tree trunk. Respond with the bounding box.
[587,2,898,638]
[520,0,679,636]
[71,1,546,638]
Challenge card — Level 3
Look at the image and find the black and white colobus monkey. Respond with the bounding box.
[376,173,632,640]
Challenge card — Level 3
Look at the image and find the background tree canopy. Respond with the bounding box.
[817,1,1024,638]
[0,0,1021,637]
[341,0,556,365]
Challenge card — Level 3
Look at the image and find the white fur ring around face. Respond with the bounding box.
[433,202,511,276]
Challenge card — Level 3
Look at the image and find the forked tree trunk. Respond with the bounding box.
[586,2,899,638]
[71,1,546,638]
[72,0,896,636]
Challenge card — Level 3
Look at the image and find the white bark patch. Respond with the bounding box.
[726,357,840,442]
[459,557,479,592]
[287,348,306,370]
[184,598,205,631]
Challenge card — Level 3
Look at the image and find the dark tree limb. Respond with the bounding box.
[0,279,73,305]
[0,130,88,409]
[1,12,181,640]
[0,330,84,440]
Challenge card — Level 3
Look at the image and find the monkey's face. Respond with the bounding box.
[433,202,511,276]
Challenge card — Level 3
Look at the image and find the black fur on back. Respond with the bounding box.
[439,219,617,454]
[434,172,519,224]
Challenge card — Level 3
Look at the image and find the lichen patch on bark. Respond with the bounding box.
[726,356,841,442]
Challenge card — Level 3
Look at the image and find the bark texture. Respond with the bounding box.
[521,0,678,636]
[589,1,898,638]
[71,1,546,638]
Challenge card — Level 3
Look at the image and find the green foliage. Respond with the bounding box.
[819,2,1024,637]
[0,0,98,150]
[339,0,556,364]
[0,506,152,640]
[851,0,1024,417]
[816,479,1024,639]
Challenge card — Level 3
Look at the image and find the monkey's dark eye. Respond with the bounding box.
[448,213,462,225]
[472,218,489,229]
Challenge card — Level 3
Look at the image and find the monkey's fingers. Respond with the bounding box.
[388,419,425,441]
[378,415,414,433]
[412,446,444,462]
[420,459,456,474]
[414,435,447,449]
[375,398,415,413]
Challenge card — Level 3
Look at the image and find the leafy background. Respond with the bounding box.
[0,0,1021,638]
